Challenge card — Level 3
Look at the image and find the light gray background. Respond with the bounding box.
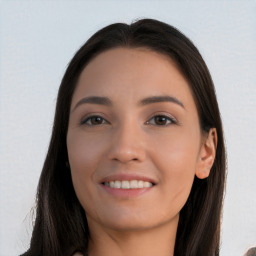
[0,1,255,255]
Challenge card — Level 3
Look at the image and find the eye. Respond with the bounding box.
[146,115,177,126]
[81,115,109,126]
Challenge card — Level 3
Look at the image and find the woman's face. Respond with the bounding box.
[67,47,205,232]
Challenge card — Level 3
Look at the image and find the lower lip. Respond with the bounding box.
[100,184,154,198]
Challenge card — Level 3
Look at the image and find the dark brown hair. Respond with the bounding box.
[22,18,226,256]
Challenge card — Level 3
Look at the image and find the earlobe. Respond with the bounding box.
[196,128,217,179]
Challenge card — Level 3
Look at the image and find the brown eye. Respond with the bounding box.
[146,115,176,126]
[81,116,108,126]
[155,116,169,125]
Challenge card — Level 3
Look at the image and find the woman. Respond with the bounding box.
[245,247,256,256]
[22,18,226,256]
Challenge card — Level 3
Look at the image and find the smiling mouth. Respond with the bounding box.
[103,180,154,189]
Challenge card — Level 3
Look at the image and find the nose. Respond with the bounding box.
[107,122,146,163]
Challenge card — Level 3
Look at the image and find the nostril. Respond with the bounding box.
[112,157,139,162]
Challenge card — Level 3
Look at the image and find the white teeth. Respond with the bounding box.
[138,180,144,188]
[143,181,152,188]
[114,180,121,188]
[121,180,130,189]
[105,180,153,189]
[130,180,138,188]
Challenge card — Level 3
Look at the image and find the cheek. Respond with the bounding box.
[150,129,200,210]
[66,131,105,206]
[67,130,106,172]
[151,127,200,174]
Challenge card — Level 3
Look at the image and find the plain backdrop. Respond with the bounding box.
[0,1,255,255]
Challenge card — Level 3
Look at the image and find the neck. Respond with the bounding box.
[87,215,178,256]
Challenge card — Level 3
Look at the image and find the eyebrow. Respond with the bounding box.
[72,96,112,112]
[72,95,185,112]
[139,95,185,108]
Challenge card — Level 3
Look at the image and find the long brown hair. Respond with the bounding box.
[22,18,226,256]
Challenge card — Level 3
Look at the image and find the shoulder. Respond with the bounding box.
[72,252,84,256]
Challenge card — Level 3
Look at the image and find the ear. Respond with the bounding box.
[196,128,217,179]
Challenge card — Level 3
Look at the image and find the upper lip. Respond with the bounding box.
[100,173,157,185]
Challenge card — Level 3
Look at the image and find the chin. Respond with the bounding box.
[90,208,179,233]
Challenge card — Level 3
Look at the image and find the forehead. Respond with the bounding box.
[71,47,195,109]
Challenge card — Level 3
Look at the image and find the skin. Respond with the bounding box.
[67,48,217,256]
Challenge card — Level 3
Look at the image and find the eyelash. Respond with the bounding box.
[80,114,177,126]
[80,115,109,126]
[146,114,177,126]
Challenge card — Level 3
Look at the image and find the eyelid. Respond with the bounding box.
[145,112,178,125]
[80,113,110,126]
[79,112,178,126]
